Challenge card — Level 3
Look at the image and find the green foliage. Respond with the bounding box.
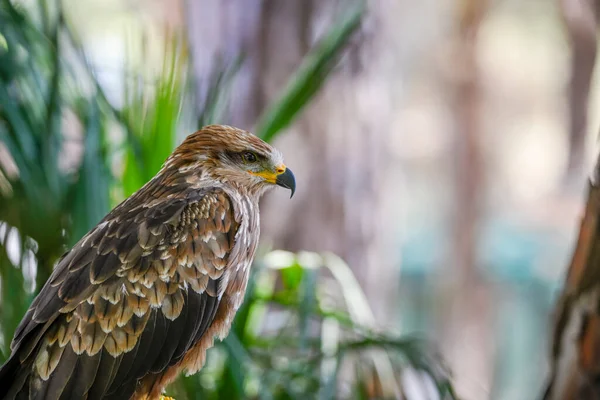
[0,0,457,398]
[121,37,188,196]
[165,251,457,399]
[255,0,365,142]
[0,0,113,358]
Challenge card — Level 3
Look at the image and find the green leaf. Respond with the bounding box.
[299,267,317,351]
[255,0,365,142]
[280,262,304,291]
[68,99,112,244]
[121,36,186,196]
[219,333,252,398]
[0,228,31,361]
[196,55,243,128]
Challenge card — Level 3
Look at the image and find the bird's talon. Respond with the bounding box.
[159,396,175,400]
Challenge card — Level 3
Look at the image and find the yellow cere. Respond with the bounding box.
[249,164,287,183]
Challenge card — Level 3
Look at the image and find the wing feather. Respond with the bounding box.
[114,311,157,389]
[171,289,203,363]
[35,344,77,400]
[150,303,189,374]
[86,350,118,400]
[0,187,241,400]
[59,349,102,399]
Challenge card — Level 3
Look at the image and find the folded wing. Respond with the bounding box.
[0,187,239,400]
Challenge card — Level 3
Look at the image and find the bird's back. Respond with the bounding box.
[0,181,257,399]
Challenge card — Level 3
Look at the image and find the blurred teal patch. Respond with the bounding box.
[479,217,570,288]
[400,217,570,290]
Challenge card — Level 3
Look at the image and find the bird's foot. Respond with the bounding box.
[159,396,175,400]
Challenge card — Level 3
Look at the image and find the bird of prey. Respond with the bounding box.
[0,125,296,400]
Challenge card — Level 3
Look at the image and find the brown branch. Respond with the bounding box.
[560,0,597,182]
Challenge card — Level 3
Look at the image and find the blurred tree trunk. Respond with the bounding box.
[184,0,310,130]
[542,2,600,399]
[185,0,398,323]
[441,0,492,398]
[560,0,598,188]
[543,155,600,400]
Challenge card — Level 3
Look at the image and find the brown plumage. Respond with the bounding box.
[0,125,295,400]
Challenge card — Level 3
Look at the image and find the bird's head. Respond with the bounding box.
[168,125,296,198]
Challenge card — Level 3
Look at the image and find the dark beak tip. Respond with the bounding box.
[275,168,296,198]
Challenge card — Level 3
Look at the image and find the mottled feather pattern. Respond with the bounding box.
[0,125,287,400]
[1,185,248,399]
[41,190,233,357]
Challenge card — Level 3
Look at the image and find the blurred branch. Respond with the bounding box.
[442,0,490,398]
[452,0,485,287]
[543,172,600,399]
[560,0,598,184]
[543,3,600,398]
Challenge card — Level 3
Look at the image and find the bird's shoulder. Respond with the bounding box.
[11,186,241,353]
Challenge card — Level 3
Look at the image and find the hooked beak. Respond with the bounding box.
[275,167,296,198]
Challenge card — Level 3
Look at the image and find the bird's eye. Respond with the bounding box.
[242,151,257,163]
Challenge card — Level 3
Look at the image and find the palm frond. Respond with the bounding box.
[255,0,365,142]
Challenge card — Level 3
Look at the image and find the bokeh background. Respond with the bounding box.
[1,0,598,399]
